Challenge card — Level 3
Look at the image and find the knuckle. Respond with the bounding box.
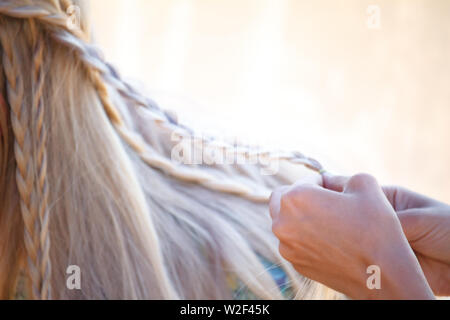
[279,191,296,212]
[292,183,318,194]
[280,184,316,208]
[278,243,292,261]
[271,219,285,238]
[272,219,293,243]
[348,173,377,187]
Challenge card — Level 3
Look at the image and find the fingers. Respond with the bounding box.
[381,186,399,210]
[323,172,380,195]
[324,172,442,212]
[269,186,289,220]
[292,172,323,188]
[270,181,343,223]
[322,172,348,192]
[383,186,444,211]
[344,173,380,194]
[270,174,324,219]
[397,208,427,242]
[382,185,417,211]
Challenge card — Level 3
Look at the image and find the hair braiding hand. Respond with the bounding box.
[269,172,445,299]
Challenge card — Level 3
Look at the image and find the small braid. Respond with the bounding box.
[0,19,51,300]
[0,62,8,184]
[0,1,86,40]
[30,20,52,300]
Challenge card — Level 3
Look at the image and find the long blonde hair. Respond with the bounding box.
[0,0,337,300]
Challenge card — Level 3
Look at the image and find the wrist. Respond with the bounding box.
[363,236,435,299]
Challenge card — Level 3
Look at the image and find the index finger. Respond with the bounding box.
[322,172,349,192]
[382,185,443,211]
[269,186,289,220]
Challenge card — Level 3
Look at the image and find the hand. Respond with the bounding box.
[270,173,435,299]
[324,175,450,296]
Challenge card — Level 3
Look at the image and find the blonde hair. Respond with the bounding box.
[0,0,337,300]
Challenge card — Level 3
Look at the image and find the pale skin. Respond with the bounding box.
[269,172,450,299]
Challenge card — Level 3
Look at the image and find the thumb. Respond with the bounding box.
[322,172,349,192]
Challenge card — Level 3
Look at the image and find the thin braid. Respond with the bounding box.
[0,92,8,185]
[0,20,50,300]
[83,64,275,201]
[1,26,38,299]
[0,3,324,203]
[0,53,8,183]
[48,27,324,176]
[53,27,324,202]
[0,1,86,40]
[30,20,52,300]
[76,46,324,203]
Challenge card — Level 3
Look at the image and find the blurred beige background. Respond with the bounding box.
[90,0,449,203]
